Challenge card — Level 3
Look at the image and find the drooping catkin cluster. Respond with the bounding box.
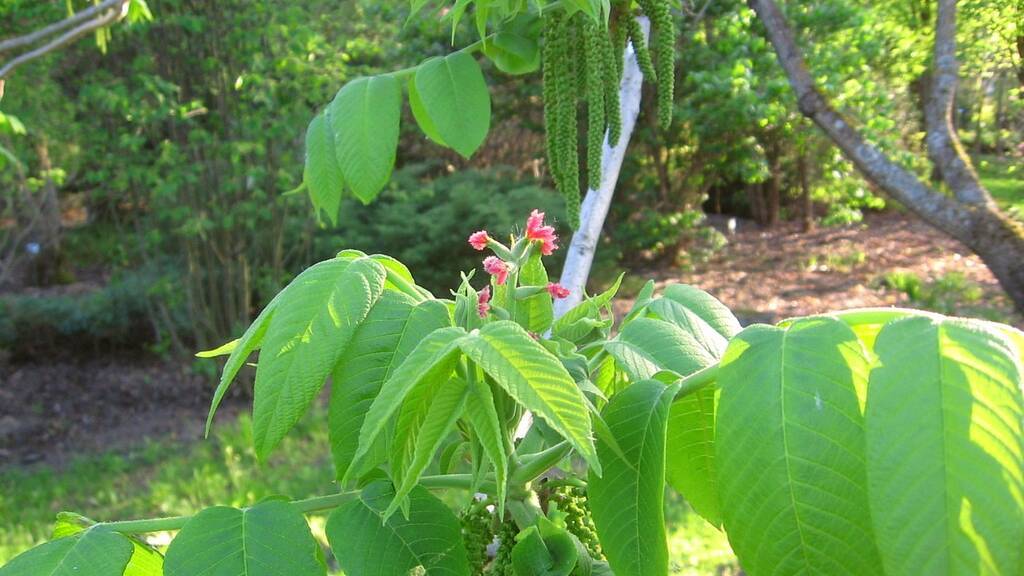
[638,0,676,129]
[541,1,676,226]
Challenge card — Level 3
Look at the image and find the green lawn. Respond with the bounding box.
[976,154,1024,215]
[0,408,737,573]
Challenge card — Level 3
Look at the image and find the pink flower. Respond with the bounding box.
[483,256,509,285]
[468,230,490,251]
[526,209,558,255]
[477,286,492,318]
[547,282,570,299]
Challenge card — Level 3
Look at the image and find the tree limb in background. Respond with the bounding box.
[748,0,1024,313]
[554,17,651,317]
[0,0,131,97]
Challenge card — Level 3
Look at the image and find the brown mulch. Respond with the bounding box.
[629,211,1022,328]
[0,357,236,470]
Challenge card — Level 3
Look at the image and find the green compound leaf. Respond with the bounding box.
[517,251,554,334]
[481,14,542,75]
[459,321,599,473]
[0,527,133,576]
[49,517,162,576]
[510,519,580,576]
[716,317,884,576]
[164,501,324,576]
[388,376,470,518]
[412,52,491,158]
[462,375,509,516]
[328,75,402,203]
[348,326,468,483]
[329,295,450,481]
[604,315,723,525]
[588,379,677,576]
[253,257,386,460]
[867,316,1024,575]
[659,284,741,339]
[326,481,471,576]
[303,111,344,224]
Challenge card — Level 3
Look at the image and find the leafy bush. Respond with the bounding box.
[315,163,568,293]
[5,211,1022,576]
[880,271,984,316]
[0,268,188,360]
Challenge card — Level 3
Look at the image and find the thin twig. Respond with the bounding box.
[0,0,130,82]
[0,0,125,55]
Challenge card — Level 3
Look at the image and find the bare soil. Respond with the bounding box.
[623,212,1022,328]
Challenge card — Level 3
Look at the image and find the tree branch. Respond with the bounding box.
[923,0,991,206]
[0,0,126,55]
[746,0,973,237]
[0,0,130,87]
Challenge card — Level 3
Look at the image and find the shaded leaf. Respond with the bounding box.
[458,321,598,472]
[328,75,402,203]
[716,318,883,575]
[326,482,471,576]
[330,296,450,480]
[866,316,1024,575]
[413,52,491,158]
[588,380,677,576]
[253,257,386,459]
[0,528,132,576]
[303,111,344,224]
[164,501,324,576]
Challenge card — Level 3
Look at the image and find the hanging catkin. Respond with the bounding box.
[584,21,605,191]
[625,15,656,81]
[651,0,675,129]
[542,13,564,192]
[604,14,624,146]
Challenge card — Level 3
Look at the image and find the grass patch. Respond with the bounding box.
[0,409,736,572]
[976,155,1024,216]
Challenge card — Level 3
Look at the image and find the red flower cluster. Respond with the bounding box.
[468,231,489,251]
[526,210,558,256]
[547,282,570,299]
[483,256,509,285]
[477,286,491,318]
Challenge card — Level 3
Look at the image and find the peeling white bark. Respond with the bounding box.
[554,17,650,319]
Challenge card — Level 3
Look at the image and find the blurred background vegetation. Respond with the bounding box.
[0,0,1020,570]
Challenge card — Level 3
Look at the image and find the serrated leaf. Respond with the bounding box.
[388,377,470,518]
[412,52,491,158]
[510,521,579,576]
[716,317,883,575]
[605,317,717,381]
[866,316,1024,575]
[408,78,448,146]
[348,327,468,482]
[462,375,509,516]
[330,295,450,481]
[253,257,386,459]
[626,301,728,526]
[328,75,401,203]
[660,284,741,338]
[0,528,132,576]
[588,380,677,576]
[458,321,599,473]
[303,111,344,225]
[49,518,164,576]
[164,501,324,576]
[518,251,553,334]
[326,481,471,576]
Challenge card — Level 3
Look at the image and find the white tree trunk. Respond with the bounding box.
[554,17,650,318]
